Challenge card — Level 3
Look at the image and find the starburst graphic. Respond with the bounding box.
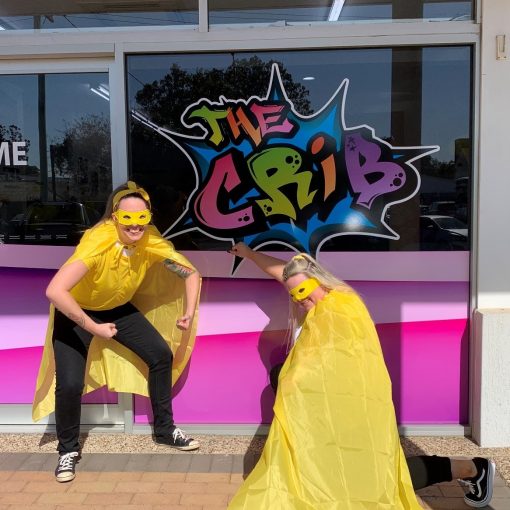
[133,63,439,272]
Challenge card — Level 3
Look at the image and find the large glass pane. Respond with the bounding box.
[127,47,472,253]
[209,1,473,24]
[0,1,197,31]
[0,72,111,245]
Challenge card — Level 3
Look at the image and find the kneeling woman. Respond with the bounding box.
[32,182,201,483]
[227,244,494,510]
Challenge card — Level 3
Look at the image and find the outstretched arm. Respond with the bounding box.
[229,242,288,282]
[46,260,118,338]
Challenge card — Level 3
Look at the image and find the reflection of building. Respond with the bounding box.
[0,2,509,448]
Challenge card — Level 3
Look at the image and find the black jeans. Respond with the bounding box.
[53,302,174,454]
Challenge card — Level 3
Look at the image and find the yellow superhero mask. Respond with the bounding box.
[289,277,321,302]
[113,208,152,226]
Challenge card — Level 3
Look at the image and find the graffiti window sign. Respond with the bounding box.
[133,64,439,258]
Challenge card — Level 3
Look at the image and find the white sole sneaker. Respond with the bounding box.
[56,471,76,483]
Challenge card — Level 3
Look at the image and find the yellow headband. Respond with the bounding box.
[289,277,321,302]
[113,181,151,210]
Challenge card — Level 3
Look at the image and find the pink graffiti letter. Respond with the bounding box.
[194,153,255,230]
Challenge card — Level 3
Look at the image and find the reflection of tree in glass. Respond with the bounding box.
[0,124,29,148]
[134,56,312,132]
[51,114,111,203]
[420,155,455,179]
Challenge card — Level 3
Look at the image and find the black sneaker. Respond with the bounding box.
[55,451,80,483]
[460,457,495,508]
[154,427,200,451]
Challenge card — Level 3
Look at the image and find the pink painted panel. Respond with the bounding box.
[378,319,469,424]
[134,330,289,424]
[0,269,468,346]
[135,318,468,425]
[0,346,118,404]
[0,268,469,424]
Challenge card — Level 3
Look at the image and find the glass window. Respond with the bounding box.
[0,72,111,245]
[127,46,472,253]
[0,1,198,30]
[208,1,473,25]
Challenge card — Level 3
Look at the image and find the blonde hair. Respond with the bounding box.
[282,253,356,350]
[282,253,354,294]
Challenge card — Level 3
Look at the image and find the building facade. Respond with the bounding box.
[0,0,508,446]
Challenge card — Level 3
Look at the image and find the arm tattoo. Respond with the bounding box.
[67,312,86,329]
[163,259,195,279]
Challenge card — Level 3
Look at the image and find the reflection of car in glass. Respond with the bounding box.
[420,214,469,250]
[0,202,101,245]
[427,201,456,216]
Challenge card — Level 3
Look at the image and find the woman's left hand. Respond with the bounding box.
[176,315,192,330]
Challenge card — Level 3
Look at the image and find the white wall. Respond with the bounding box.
[476,0,510,309]
[471,0,510,446]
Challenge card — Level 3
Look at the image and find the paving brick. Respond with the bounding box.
[83,492,134,505]
[230,472,244,484]
[97,471,143,481]
[114,481,162,493]
[210,454,234,473]
[0,453,30,470]
[179,493,230,506]
[23,481,70,493]
[0,451,507,510]
[131,492,181,505]
[160,481,207,494]
[167,455,192,472]
[204,481,241,494]
[6,506,57,510]
[67,481,117,493]
[36,493,88,505]
[188,454,211,473]
[185,472,230,483]
[152,506,201,510]
[139,472,186,482]
[142,454,173,472]
[124,454,154,472]
[0,480,27,492]
[0,493,39,505]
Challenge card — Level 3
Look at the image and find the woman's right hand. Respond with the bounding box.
[92,322,118,339]
[228,242,253,259]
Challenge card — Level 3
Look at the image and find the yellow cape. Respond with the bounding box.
[32,222,200,422]
[229,290,422,510]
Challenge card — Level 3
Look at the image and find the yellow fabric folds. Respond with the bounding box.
[32,222,199,422]
[229,290,422,510]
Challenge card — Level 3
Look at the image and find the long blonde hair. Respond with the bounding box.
[282,253,354,294]
[282,253,356,350]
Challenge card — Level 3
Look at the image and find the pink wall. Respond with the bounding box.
[0,267,469,424]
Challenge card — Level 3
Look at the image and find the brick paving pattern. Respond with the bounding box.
[0,452,509,509]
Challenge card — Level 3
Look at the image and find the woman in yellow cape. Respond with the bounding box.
[227,244,422,510]
[32,181,201,483]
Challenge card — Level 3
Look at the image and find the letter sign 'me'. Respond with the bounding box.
[0,141,28,166]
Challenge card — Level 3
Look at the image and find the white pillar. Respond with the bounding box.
[472,310,510,446]
[473,0,510,446]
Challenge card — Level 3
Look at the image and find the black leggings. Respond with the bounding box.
[269,363,453,490]
[53,302,174,454]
